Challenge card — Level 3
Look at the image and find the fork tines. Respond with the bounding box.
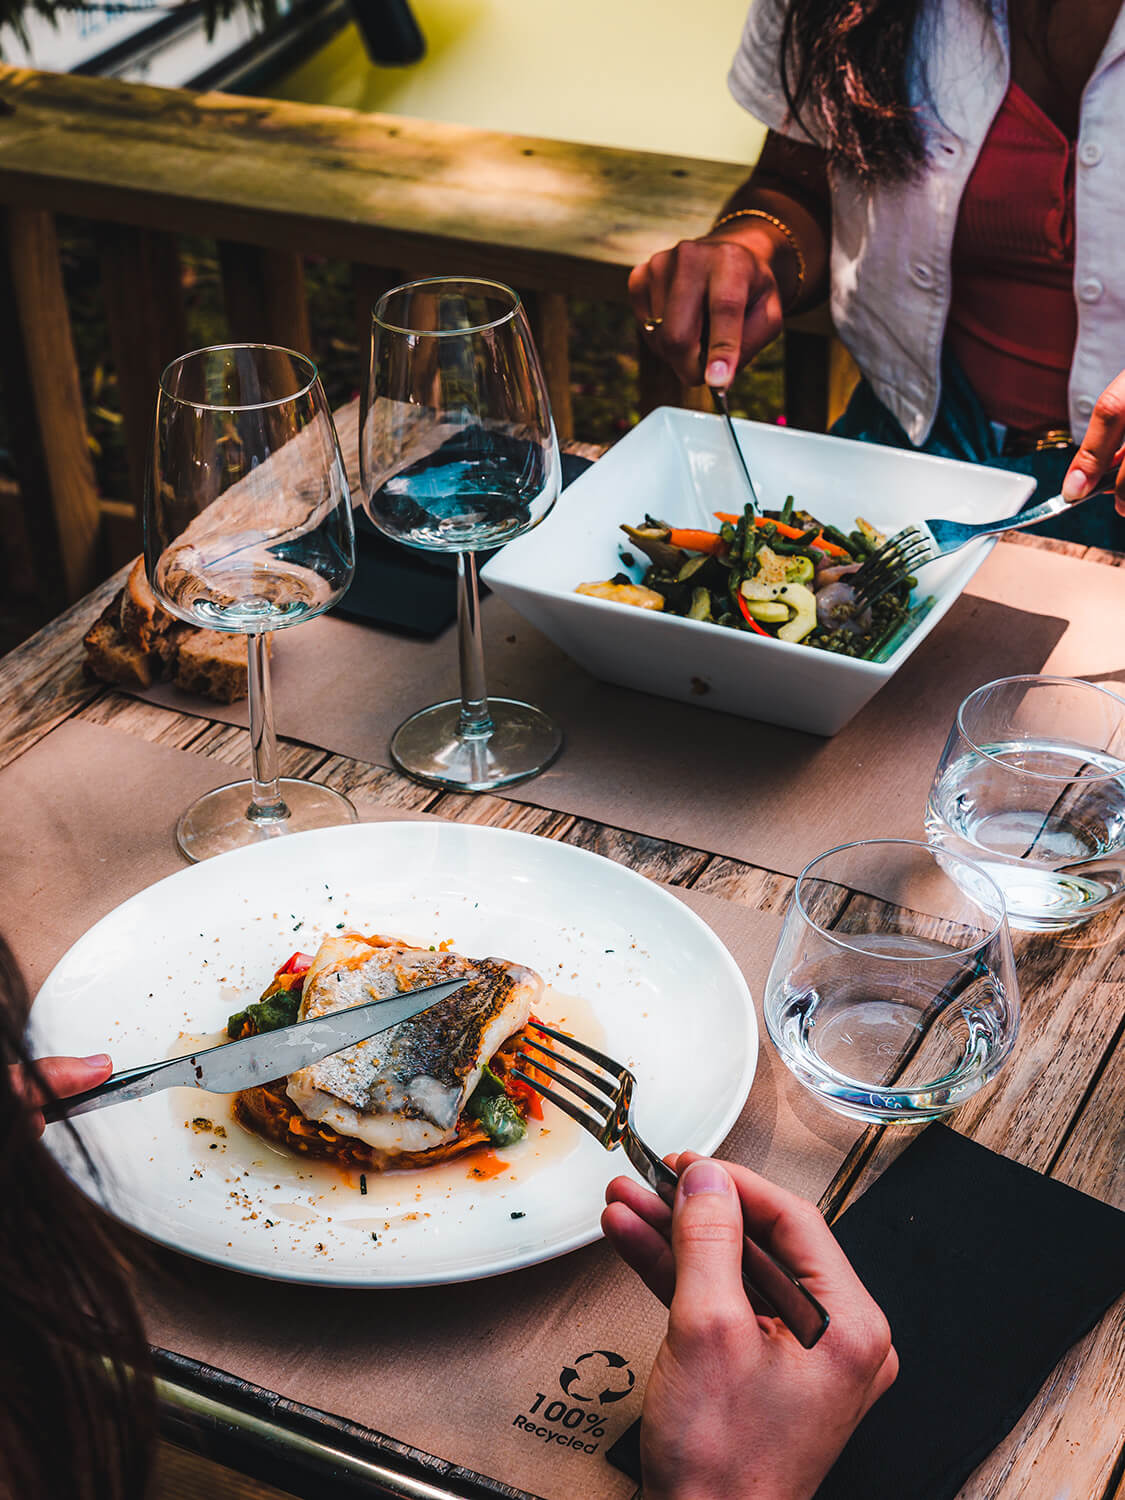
[853,526,934,608]
[511,1023,625,1138]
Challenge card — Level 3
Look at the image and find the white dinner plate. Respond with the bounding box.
[31,821,757,1287]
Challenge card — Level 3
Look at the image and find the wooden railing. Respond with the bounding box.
[0,65,834,612]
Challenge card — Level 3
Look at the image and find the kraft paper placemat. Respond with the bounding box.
[133,542,1119,876]
[1,721,863,1500]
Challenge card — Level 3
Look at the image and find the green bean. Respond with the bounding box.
[780,493,796,526]
[741,504,757,564]
[732,511,747,560]
[821,524,858,554]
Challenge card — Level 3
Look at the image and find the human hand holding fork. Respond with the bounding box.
[603,1154,898,1500]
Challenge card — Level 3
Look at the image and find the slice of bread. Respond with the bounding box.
[172,627,248,704]
[83,601,162,689]
[83,557,261,704]
[119,556,176,652]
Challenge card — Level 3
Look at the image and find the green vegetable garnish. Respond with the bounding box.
[467,1064,527,1147]
[474,1093,527,1148]
[226,979,301,1039]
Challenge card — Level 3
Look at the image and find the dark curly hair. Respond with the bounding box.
[0,939,155,1500]
[779,0,976,181]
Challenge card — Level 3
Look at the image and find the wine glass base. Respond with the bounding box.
[176,779,358,863]
[390,698,563,792]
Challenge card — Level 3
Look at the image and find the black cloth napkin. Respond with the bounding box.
[607,1125,1125,1498]
[333,452,595,638]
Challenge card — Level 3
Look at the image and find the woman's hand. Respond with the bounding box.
[602,1154,897,1500]
[13,1054,112,1136]
[628,226,787,390]
[1062,372,1125,515]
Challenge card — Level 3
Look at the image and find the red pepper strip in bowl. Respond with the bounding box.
[713,513,850,559]
[736,592,772,636]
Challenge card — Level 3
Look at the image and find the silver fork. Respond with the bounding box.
[513,1021,830,1349]
[852,486,1108,609]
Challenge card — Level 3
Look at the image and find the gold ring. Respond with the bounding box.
[642,317,663,333]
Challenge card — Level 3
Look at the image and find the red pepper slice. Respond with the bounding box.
[736,591,772,636]
[506,1075,544,1120]
[276,951,314,977]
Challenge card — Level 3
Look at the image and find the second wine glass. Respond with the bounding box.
[146,343,357,860]
[360,277,562,791]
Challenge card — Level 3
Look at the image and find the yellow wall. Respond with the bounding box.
[271,0,767,164]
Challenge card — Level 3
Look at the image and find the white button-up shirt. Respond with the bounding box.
[728,0,1125,444]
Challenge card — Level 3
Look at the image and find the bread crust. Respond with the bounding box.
[83,556,256,703]
[119,557,176,652]
[82,601,161,688]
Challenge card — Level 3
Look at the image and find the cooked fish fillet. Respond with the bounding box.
[285,936,540,1155]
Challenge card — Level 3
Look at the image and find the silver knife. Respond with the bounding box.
[42,976,469,1123]
[710,384,762,515]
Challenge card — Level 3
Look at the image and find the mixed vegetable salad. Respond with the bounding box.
[575,499,927,661]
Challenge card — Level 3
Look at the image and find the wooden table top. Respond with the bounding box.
[1,439,1122,1500]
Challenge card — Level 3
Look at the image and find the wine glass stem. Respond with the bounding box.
[456,551,494,740]
[246,633,290,823]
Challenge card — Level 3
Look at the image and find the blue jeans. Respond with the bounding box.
[830,349,1124,552]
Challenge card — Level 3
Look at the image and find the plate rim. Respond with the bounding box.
[35,819,759,1288]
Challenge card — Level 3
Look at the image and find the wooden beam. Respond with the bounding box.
[0,207,101,605]
[523,289,573,442]
[782,327,829,433]
[636,334,710,417]
[96,223,186,540]
[217,242,312,355]
[351,262,407,370]
[0,68,744,301]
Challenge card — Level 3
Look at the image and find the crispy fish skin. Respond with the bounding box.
[286,939,539,1154]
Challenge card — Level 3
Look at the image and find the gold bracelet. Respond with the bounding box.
[710,207,807,306]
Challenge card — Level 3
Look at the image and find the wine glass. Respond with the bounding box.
[763,839,1020,1123]
[145,343,358,861]
[360,277,562,791]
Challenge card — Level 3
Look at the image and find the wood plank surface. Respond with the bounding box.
[0,206,102,603]
[0,67,747,300]
[0,433,1122,1500]
[97,222,187,523]
[218,242,313,355]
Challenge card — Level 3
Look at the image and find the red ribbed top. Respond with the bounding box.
[948,82,1076,433]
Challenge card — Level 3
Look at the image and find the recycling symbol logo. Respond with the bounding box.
[559,1349,636,1404]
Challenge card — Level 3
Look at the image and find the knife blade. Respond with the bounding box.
[42,976,470,1123]
[710,384,762,515]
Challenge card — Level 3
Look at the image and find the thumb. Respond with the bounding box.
[668,1158,755,1345]
[31,1054,113,1105]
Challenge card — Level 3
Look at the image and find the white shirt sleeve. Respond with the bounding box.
[727,0,820,143]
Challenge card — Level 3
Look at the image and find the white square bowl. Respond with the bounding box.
[481,408,1035,737]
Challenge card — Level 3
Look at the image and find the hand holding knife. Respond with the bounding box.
[42,976,469,1124]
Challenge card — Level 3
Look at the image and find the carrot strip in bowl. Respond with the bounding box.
[714,513,850,558]
[667,528,724,554]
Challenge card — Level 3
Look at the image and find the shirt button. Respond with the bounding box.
[1076,395,1095,418]
[1079,140,1103,166]
[1079,276,1104,302]
[910,263,934,288]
